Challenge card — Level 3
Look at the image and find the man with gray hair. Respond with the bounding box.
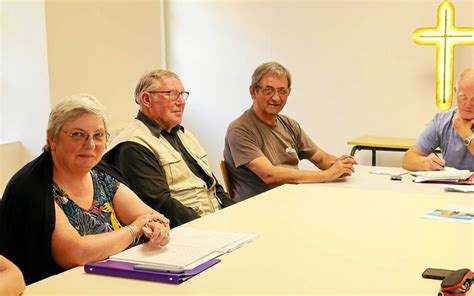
[104,70,234,228]
[403,67,474,171]
[224,62,356,202]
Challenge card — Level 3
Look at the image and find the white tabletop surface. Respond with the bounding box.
[315,165,474,197]
[25,166,474,295]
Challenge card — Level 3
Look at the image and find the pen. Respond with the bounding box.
[431,147,440,158]
[431,147,444,167]
[134,263,185,273]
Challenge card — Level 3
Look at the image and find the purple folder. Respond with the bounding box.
[84,258,220,284]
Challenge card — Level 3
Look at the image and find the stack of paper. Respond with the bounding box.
[110,227,257,270]
[410,167,472,183]
[443,184,474,193]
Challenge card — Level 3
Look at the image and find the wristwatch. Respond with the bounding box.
[463,134,474,146]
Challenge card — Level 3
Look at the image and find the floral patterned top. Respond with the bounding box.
[53,168,122,235]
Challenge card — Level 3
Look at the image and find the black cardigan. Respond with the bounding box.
[0,152,128,284]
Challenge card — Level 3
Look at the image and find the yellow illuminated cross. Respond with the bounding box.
[413,1,474,110]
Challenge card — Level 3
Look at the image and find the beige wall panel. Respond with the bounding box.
[45,0,163,132]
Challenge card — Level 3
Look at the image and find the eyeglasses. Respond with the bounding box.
[62,130,109,144]
[147,90,190,102]
[257,85,291,97]
[458,94,474,103]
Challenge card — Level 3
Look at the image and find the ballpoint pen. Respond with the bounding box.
[431,147,444,167]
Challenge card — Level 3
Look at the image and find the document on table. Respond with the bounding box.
[369,168,408,176]
[411,167,472,183]
[110,227,257,270]
[424,204,474,224]
[443,184,474,193]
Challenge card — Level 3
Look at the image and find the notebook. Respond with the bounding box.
[84,258,220,284]
[110,227,257,271]
[411,168,472,183]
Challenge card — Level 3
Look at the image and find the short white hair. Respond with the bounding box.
[44,95,107,151]
[455,68,474,92]
[134,69,181,104]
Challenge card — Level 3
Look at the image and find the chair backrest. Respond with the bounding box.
[220,160,234,198]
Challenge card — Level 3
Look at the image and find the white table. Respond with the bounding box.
[316,165,474,197]
[26,177,473,295]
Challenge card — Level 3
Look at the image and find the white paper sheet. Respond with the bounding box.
[443,185,474,193]
[110,228,257,269]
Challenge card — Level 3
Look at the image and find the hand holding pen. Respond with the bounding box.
[426,147,445,170]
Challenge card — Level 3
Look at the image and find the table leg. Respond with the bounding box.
[350,146,358,156]
[371,149,376,166]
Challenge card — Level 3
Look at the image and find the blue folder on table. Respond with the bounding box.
[84,258,220,284]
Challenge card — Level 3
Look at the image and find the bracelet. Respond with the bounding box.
[126,225,136,238]
[126,225,140,246]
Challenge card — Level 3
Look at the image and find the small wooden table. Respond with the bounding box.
[347,135,416,166]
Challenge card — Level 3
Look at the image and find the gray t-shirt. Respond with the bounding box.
[224,108,318,201]
[415,107,474,170]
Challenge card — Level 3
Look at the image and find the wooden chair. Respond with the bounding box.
[220,160,234,198]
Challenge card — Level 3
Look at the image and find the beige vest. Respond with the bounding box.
[108,119,220,216]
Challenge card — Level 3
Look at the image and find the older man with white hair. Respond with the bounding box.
[104,70,234,228]
[403,67,474,171]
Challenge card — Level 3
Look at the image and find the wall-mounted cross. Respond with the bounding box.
[413,1,474,110]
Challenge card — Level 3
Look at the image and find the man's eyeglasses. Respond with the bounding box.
[257,85,291,97]
[458,95,474,103]
[147,90,190,102]
[62,130,109,144]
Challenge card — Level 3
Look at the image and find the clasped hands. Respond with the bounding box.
[328,155,357,179]
[131,212,170,247]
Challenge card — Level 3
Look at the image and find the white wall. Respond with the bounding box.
[1,0,50,154]
[0,142,29,195]
[1,0,51,194]
[165,0,473,180]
